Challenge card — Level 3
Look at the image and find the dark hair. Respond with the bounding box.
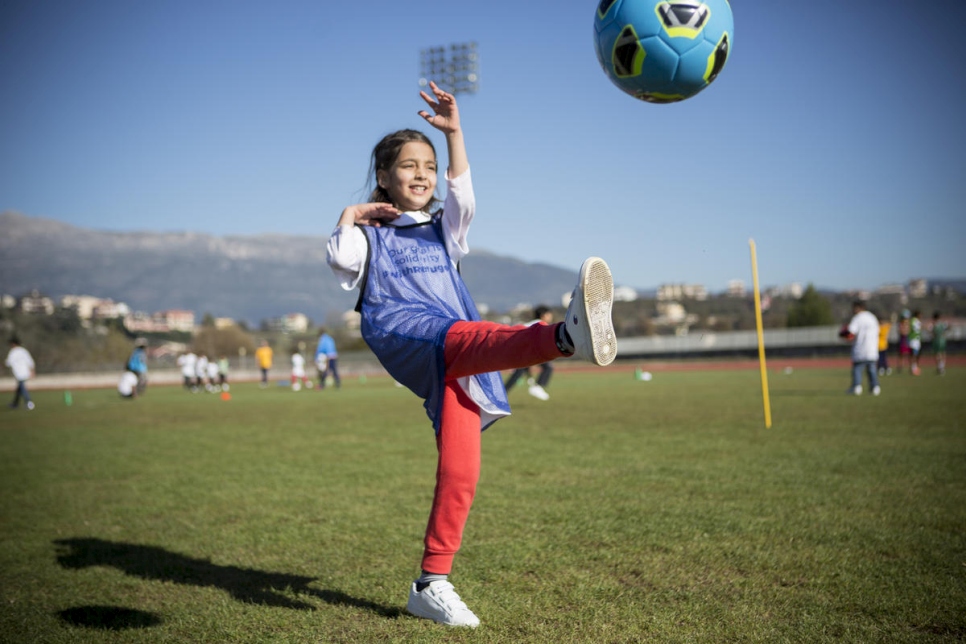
[933,311,941,319]
[367,129,440,212]
[852,300,866,310]
[534,305,551,319]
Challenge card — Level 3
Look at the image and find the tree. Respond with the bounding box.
[786,284,834,327]
[192,325,256,360]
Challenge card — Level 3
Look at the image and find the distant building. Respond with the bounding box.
[157,309,196,332]
[657,283,708,301]
[0,294,14,309]
[508,303,535,319]
[60,295,104,319]
[123,309,196,333]
[726,279,745,297]
[18,290,54,315]
[92,299,129,319]
[656,301,687,323]
[908,278,927,298]
[614,285,638,302]
[268,313,309,333]
[124,311,163,333]
[875,283,905,296]
[764,283,804,299]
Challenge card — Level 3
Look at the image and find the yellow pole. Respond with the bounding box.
[749,239,772,428]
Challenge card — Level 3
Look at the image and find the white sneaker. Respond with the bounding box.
[528,384,550,401]
[564,257,616,366]
[406,581,480,628]
[849,385,862,396]
[26,401,35,410]
[872,386,881,396]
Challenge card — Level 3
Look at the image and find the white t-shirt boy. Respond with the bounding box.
[848,310,880,362]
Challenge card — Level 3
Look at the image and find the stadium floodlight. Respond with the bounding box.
[419,42,479,95]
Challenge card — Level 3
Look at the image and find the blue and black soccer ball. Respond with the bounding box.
[594,0,734,103]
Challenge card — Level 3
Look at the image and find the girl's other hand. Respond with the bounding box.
[340,203,401,228]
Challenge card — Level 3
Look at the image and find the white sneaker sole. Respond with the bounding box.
[568,257,616,366]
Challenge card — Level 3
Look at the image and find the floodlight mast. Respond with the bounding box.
[419,42,479,95]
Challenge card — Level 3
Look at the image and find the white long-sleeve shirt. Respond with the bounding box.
[5,346,34,381]
[326,168,476,290]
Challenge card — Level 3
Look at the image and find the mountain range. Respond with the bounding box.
[0,211,581,325]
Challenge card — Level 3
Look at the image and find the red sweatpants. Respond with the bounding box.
[420,320,565,574]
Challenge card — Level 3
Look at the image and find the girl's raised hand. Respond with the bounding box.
[418,81,460,134]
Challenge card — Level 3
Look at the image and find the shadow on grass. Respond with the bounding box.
[57,605,162,630]
[54,538,402,618]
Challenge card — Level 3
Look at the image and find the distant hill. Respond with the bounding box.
[0,211,579,325]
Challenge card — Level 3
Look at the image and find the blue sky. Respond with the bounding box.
[2,0,964,293]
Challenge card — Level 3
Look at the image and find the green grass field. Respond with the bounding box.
[2,366,964,643]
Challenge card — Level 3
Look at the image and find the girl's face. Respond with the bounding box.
[377,141,438,212]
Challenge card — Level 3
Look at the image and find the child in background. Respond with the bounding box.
[177,351,197,391]
[217,355,230,391]
[909,310,923,375]
[876,315,892,376]
[930,311,948,375]
[117,370,139,398]
[5,337,36,410]
[195,354,209,391]
[315,329,341,390]
[503,305,556,400]
[290,350,309,391]
[897,310,911,373]
[326,82,616,627]
[255,340,273,388]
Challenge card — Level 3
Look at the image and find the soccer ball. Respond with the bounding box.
[594,0,733,103]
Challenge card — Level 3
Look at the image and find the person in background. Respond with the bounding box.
[896,310,911,373]
[177,351,197,391]
[5,337,35,410]
[206,357,220,392]
[126,338,148,394]
[218,355,231,391]
[315,328,341,390]
[255,340,273,389]
[117,370,139,399]
[291,349,309,391]
[908,310,923,376]
[876,315,892,376]
[841,300,880,396]
[930,311,948,375]
[195,353,209,392]
[503,305,555,401]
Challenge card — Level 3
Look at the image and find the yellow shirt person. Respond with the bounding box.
[877,321,891,352]
[876,320,892,375]
[255,341,273,388]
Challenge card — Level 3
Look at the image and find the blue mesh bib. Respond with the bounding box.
[356,217,509,432]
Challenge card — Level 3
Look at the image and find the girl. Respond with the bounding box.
[326,81,616,627]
